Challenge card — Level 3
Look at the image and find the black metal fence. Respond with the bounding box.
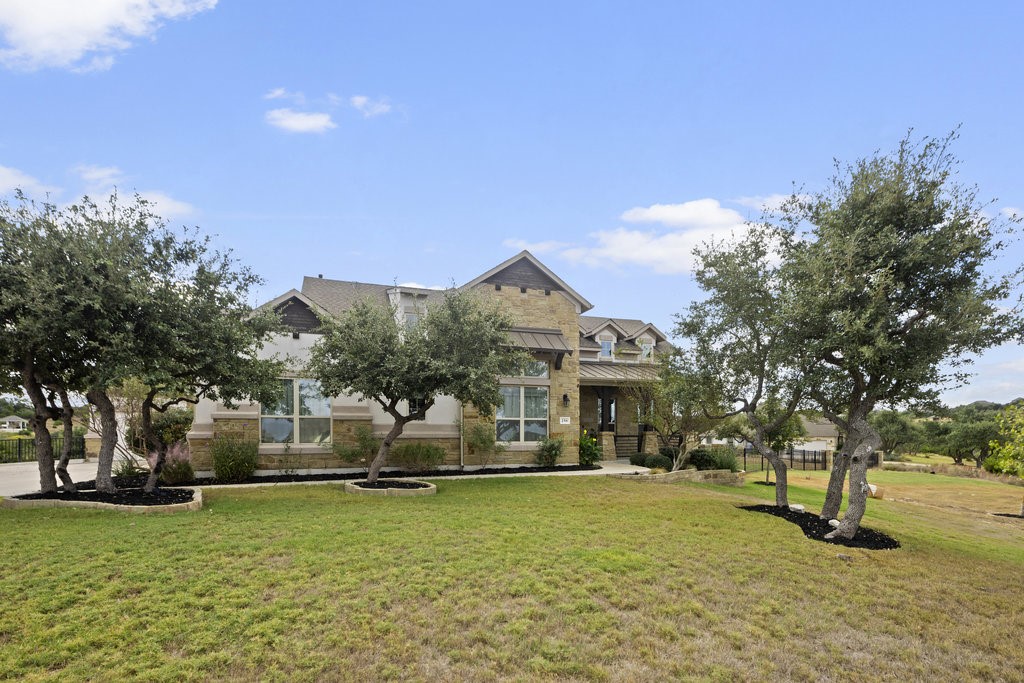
[0,436,86,464]
[739,446,829,472]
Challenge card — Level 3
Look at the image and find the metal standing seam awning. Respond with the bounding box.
[504,327,574,369]
[578,361,658,385]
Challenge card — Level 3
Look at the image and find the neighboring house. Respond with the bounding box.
[703,415,840,453]
[188,251,666,472]
[0,415,29,432]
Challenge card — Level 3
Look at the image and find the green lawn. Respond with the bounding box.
[1,474,1022,682]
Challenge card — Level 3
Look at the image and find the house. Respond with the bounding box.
[187,251,667,472]
[0,415,29,432]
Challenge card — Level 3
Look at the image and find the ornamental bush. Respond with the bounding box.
[211,435,258,483]
[643,453,673,470]
[150,442,195,485]
[578,429,602,466]
[390,442,446,472]
[333,424,380,470]
[629,452,647,466]
[535,436,564,467]
[687,447,717,470]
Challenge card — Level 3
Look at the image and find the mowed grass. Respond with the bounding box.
[1,474,1023,682]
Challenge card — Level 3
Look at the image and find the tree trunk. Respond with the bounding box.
[826,416,881,539]
[55,389,77,493]
[142,394,166,493]
[820,446,850,519]
[21,362,58,494]
[750,432,789,507]
[366,416,409,484]
[87,388,118,493]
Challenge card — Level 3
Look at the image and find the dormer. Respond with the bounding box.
[579,316,669,363]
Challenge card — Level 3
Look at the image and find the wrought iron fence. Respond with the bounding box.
[0,436,86,464]
[739,446,829,473]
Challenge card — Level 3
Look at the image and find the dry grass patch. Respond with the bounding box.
[0,476,1021,681]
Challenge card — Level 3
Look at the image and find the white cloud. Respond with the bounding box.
[0,163,59,196]
[265,108,336,133]
[397,282,445,291]
[72,164,192,218]
[732,193,799,213]
[263,87,287,100]
[0,0,217,72]
[1000,206,1021,220]
[74,164,123,192]
[137,190,193,218]
[502,238,570,254]
[620,198,746,229]
[350,95,391,118]
[558,198,748,274]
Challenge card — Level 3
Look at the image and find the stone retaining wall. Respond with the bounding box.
[609,468,745,486]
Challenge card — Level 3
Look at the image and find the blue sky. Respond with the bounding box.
[1,1,1022,406]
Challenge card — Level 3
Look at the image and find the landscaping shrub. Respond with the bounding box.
[659,446,677,459]
[148,442,194,484]
[113,452,148,477]
[578,429,602,466]
[711,447,739,472]
[211,435,258,483]
[390,442,446,472]
[629,452,647,466]
[644,453,673,470]
[687,447,716,470]
[463,422,507,467]
[535,436,564,466]
[333,425,380,470]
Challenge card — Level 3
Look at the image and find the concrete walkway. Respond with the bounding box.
[0,459,649,497]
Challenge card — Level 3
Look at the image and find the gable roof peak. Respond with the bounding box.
[462,250,593,312]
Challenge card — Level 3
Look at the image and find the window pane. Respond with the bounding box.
[524,360,549,378]
[496,419,520,442]
[524,387,548,419]
[523,420,547,441]
[600,341,612,357]
[261,379,294,416]
[299,417,331,444]
[497,387,520,418]
[261,417,294,443]
[299,380,330,416]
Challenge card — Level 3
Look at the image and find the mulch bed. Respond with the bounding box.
[740,504,901,550]
[15,488,194,506]
[70,464,601,491]
[993,513,1024,519]
[350,480,431,490]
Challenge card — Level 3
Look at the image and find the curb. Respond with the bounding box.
[343,479,437,497]
[0,487,203,514]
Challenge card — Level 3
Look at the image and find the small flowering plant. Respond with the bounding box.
[578,428,602,466]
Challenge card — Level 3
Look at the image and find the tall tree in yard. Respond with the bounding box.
[131,230,283,493]
[675,224,812,507]
[1,191,281,493]
[307,288,530,484]
[621,352,721,471]
[785,130,1023,538]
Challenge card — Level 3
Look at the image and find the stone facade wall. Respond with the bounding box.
[467,284,581,464]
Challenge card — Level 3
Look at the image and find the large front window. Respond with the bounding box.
[497,386,548,442]
[261,379,332,444]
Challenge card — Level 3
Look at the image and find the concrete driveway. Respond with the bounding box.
[0,459,99,497]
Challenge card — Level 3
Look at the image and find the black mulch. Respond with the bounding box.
[350,480,431,490]
[70,464,601,491]
[15,488,194,506]
[740,504,901,550]
[994,513,1024,519]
